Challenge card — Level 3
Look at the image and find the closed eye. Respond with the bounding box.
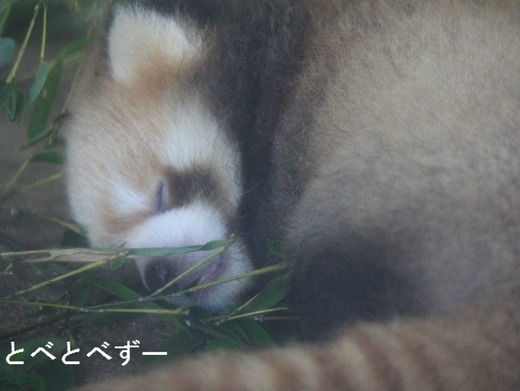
[154,180,168,214]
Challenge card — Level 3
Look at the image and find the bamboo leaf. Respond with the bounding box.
[20,123,54,149]
[237,318,276,347]
[0,0,21,16]
[154,328,206,359]
[21,113,69,150]
[30,150,64,164]
[239,274,291,313]
[28,60,48,104]
[0,37,15,66]
[58,37,88,59]
[27,59,62,141]
[8,82,26,123]
[88,278,147,303]
[88,278,183,326]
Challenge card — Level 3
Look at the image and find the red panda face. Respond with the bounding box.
[66,6,252,308]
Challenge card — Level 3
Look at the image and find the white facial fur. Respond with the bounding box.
[66,5,252,308]
[129,201,251,307]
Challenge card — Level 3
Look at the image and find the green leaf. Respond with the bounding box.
[0,37,15,67]
[0,0,21,16]
[30,150,64,164]
[50,111,70,124]
[88,278,181,326]
[0,79,8,102]
[21,123,54,150]
[0,81,10,118]
[108,256,130,270]
[126,245,207,257]
[69,310,137,327]
[58,37,88,60]
[27,59,62,141]
[69,280,90,307]
[262,318,301,343]
[28,60,48,104]
[126,239,231,257]
[200,238,233,251]
[21,112,70,150]
[1,372,46,391]
[8,82,26,123]
[155,328,206,359]
[89,278,147,303]
[0,338,72,391]
[219,321,249,342]
[34,359,74,391]
[267,240,285,257]
[237,318,276,348]
[241,274,291,313]
[205,335,247,351]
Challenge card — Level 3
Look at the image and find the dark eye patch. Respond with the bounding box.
[154,180,168,213]
[155,166,222,212]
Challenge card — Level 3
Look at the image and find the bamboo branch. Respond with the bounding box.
[0,248,130,263]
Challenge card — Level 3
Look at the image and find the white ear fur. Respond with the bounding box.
[108,6,201,83]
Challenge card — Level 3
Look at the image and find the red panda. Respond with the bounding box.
[67,1,520,389]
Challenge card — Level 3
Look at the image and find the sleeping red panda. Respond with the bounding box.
[66,1,520,389]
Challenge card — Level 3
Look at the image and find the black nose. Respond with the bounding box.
[144,258,179,293]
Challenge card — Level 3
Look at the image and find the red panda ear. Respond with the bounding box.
[108,6,202,83]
